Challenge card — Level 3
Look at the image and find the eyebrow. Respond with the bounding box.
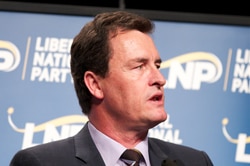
[131,57,162,64]
[155,58,162,64]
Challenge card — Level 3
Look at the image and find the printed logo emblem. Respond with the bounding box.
[222,118,250,163]
[7,107,86,149]
[161,52,222,90]
[0,40,21,72]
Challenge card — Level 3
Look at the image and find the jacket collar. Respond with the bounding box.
[148,138,170,165]
[74,122,170,166]
[74,122,106,166]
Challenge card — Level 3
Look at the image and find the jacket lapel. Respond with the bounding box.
[148,138,169,166]
[73,124,172,166]
[74,123,106,166]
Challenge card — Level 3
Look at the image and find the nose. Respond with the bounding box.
[149,68,166,88]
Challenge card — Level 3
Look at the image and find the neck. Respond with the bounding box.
[88,111,148,148]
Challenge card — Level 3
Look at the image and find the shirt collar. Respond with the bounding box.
[88,122,150,166]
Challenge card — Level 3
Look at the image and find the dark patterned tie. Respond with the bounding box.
[120,149,143,166]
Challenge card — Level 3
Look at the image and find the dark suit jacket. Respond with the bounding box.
[10,123,213,166]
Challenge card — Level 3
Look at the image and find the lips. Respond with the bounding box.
[150,92,163,101]
[152,95,161,101]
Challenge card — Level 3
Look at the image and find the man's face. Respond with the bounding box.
[101,30,167,131]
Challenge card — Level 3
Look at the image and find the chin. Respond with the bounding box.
[148,116,167,129]
[148,122,162,129]
[154,110,167,121]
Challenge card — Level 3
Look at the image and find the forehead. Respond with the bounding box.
[109,30,160,60]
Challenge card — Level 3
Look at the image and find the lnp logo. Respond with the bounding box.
[161,52,223,90]
[222,118,250,163]
[7,107,87,149]
[0,40,20,72]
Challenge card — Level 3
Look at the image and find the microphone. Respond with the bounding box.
[161,159,185,166]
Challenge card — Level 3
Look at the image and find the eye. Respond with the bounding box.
[156,63,161,69]
[135,64,143,70]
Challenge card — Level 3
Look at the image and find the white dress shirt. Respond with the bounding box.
[88,122,151,166]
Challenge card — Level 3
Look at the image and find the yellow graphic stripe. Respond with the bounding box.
[7,107,88,133]
[222,118,250,144]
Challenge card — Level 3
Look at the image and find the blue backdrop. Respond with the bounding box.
[1,11,249,166]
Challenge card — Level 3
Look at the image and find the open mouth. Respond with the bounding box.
[151,95,162,101]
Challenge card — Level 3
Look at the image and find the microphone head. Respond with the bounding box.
[161,159,177,166]
[161,159,185,166]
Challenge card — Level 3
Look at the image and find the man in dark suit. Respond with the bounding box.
[10,11,213,166]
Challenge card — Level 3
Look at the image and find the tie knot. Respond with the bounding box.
[120,149,143,166]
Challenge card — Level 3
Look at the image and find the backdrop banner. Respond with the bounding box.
[0,11,249,166]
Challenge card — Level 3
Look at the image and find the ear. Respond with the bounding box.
[84,71,104,99]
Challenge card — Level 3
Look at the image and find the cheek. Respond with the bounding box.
[103,76,127,97]
[115,83,138,105]
[105,72,146,100]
